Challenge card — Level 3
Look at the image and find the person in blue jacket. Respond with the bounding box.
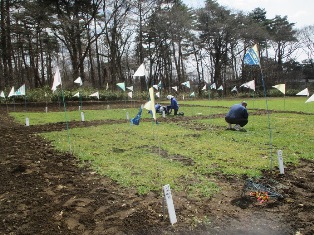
[166,95,179,115]
[225,101,248,130]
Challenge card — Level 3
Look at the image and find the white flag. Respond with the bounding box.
[156,92,160,98]
[202,84,206,91]
[89,91,99,99]
[128,91,133,98]
[133,64,146,77]
[190,92,195,97]
[153,85,159,90]
[172,86,178,92]
[106,83,109,90]
[74,77,83,86]
[296,88,309,97]
[231,86,237,92]
[15,84,26,96]
[240,80,255,91]
[126,86,133,91]
[52,67,62,92]
[217,85,223,90]
[0,91,5,98]
[210,83,216,89]
[8,86,15,97]
[73,92,80,97]
[272,84,285,94]
[305,94,314,103]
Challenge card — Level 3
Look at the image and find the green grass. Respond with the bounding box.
[10,106,228,125]
[9,97,314,199]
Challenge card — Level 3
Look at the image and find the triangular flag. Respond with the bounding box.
[73,92,80,97]
[74,77,83,86]
[143,100,152,110]
[210,83,216,89]
[181,81,190,88]
[272,84,285,94]
[126,86,133,91]
[8,86,15,97]
[133,64,146,77]
[202,84,206,91]
[217,85,223,90]
[89,91,99,99]
[172,86,178,92]
[244,44,260,66]
[231,86,238,92]
[156,92,160,98]
[296,88,309,97]
[190,92,195,97]
[158,81,162,88]
[128,91,133,98]
[52,67,62,92]
[0,91,5,98]
[143,87,156,121]
[106,83,109,90]
[153,85,159,90]
[116,82,125,91]
[15,84,25,96]
[305,94,314,103]
[240,80,255,91]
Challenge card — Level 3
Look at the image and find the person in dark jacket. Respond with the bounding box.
[225,101,248,130]
[166,95,179,115]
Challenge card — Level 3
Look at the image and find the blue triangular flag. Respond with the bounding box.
[244,44,260,66]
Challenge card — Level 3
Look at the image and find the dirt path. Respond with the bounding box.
[0,108,313,235]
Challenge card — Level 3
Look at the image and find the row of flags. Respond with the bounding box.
[0,84,26,98]
[0,80,312,103]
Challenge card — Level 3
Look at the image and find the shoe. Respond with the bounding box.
[234,124,240,131]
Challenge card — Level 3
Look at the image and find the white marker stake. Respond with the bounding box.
[45,106,48,113]
[25,117,29,126]
[126,112,129,120]
[277,150,284,174]
[163,184,177,225]
[162,111,166,118]
[81,111,85,122]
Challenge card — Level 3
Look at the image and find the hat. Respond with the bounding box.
[167,95,173,100]
[241,101,247,106]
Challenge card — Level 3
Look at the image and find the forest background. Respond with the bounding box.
[0,0,314,100]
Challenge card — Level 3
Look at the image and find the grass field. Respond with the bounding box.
[10,97,314,198]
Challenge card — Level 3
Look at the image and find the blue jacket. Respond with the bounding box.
[170,97,179,110]
[226,104,248,119]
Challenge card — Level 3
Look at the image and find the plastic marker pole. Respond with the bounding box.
[277,150,284,174]
[163,184,177,225]
[25,117,29,126]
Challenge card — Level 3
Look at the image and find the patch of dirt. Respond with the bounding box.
[0,103,313,235]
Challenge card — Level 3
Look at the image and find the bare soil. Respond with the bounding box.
[0,102,313,235]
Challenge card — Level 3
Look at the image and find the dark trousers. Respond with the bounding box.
[166,106,178,115]
[225,117,248,127]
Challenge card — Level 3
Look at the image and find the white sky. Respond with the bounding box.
[183,0,314,28]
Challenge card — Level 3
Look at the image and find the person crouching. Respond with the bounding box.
[166,95,179,115]
[225,101,248,131]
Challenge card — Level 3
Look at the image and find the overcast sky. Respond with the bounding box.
[183,0,314,28]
